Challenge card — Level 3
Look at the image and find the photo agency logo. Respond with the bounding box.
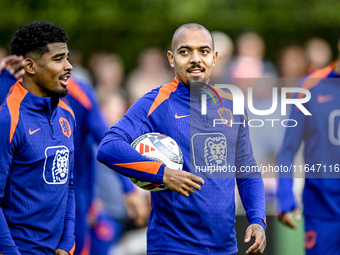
[200,83,223,113]
[201,83,312,128]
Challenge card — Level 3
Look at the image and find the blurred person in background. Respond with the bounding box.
[99,91,128,126]
[228,32,278,218]
[228,32,277,92]
[90,91,150,255]
[68,48,92,85]
[126,47,173,104]
[249,45,308,215]
[61,75,109,255]
[278,45,309,80]
[277,45,309,94]
[89,52,126,96]
[0,46,8,60]
[227,31,278,148]
[67,54,147,254]
[68,53,125,254]
[277,32,340,255]
[305,37,332,73]
[271,45,309,213]
[210,31,234,84]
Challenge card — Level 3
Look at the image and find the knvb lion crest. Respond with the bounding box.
[52,149,69,183]
[59,117,71,138]
[217,108,234,127]
[204,136,227,166]
[43,146,69,184]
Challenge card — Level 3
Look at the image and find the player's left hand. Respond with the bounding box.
[244,223,266,254]
[55,248,70,255]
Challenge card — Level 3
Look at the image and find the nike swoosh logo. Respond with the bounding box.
[29,128,41,135]
[175,113,190,119]
[317,94,334,104]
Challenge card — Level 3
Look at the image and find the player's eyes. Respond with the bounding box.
[201,50,209,54]
[180,50,189,55]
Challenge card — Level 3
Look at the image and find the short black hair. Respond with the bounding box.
[10,21,68,57]
[171,23,214,51]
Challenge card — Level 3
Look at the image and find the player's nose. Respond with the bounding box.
[190,50,202,64]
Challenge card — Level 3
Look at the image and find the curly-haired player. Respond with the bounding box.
[0,21,75,254]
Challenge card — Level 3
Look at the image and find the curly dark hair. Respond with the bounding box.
[10,21,68,57]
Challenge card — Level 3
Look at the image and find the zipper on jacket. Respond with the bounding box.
[48,110,56,140]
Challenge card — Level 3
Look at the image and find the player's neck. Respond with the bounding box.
[22,76,46,97]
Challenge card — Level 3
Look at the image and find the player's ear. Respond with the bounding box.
[23,58,35,75]
[213,50,218,67]
[167,51,175,68]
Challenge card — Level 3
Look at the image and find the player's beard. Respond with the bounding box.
[50,88,68,108]
[187,78,209,89]
[186,64,208,88]
[52,87,68,98]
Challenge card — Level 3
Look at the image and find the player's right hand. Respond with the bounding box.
[277,208,301,229]
[0,55,24,79]
[163,167,204,197]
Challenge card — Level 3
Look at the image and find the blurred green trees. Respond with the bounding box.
[0,0,339,71]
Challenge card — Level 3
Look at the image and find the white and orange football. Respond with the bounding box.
[130,133,183,191]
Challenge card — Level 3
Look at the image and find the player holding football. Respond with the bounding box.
[0,21,75,254]
[277,33,340,254]
[97,23,266,255]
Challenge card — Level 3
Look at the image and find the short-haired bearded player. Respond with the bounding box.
[97,23,266,255]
